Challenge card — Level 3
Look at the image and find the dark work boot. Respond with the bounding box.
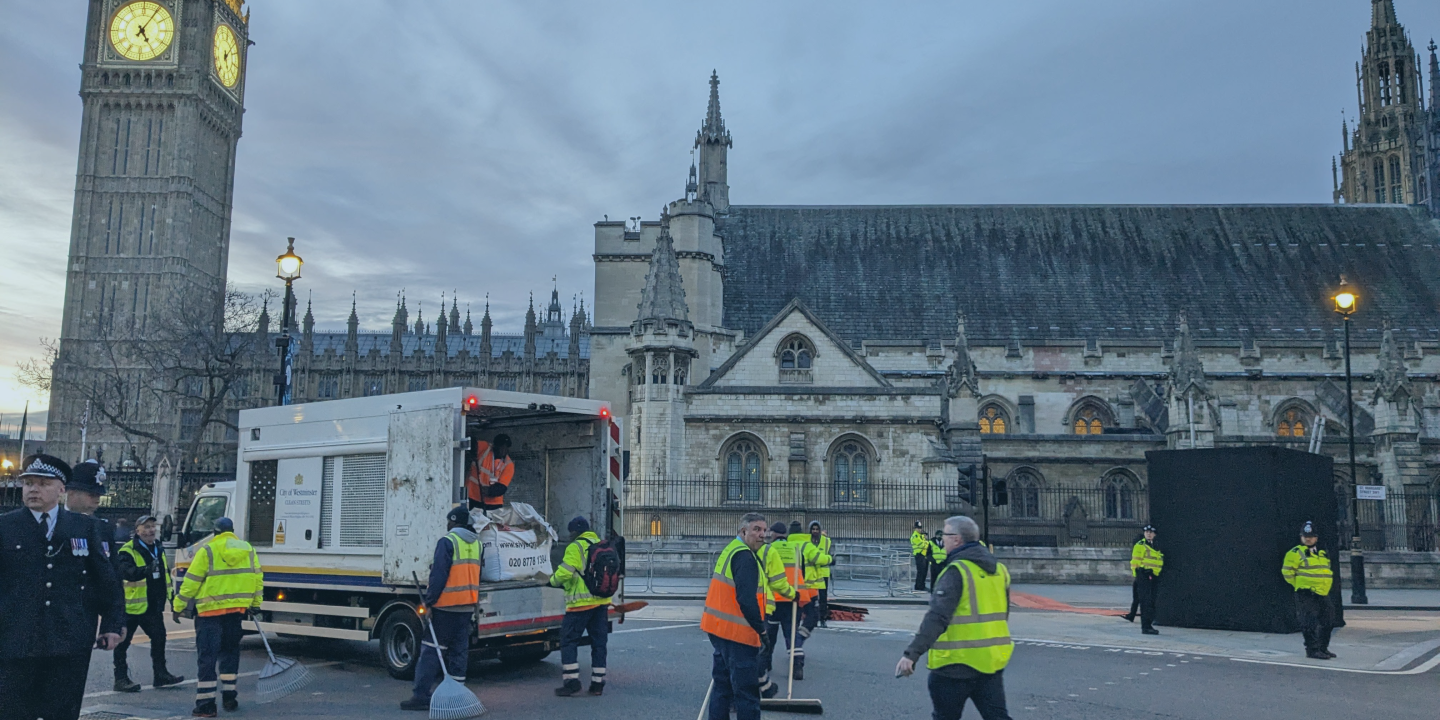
[222,691,239,712]
[114,672,142,693]
[192,701,218,718]
[555,679,582,697]
[400,697,431,711]
[1122,613,1136,623]
[587,681,605,696]
[793,656,805,681]
[1142,627,1159,635]
[153,669,185,688]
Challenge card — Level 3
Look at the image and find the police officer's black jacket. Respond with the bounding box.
[0,507,125,658]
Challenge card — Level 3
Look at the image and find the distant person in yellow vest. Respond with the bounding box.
[551,516,610,697]
[1123,525,1163,635]
[802,520,834,629]
[401,507,481,711]
[1283,521,1335,660]
[928,530,946,590]
[113,515,184,693]
[911,521,930,591]
[701,513,769,720]
[896,515,1013,720]
[466,434,514,512]
[172,518,262,717]
[756,522,795,698]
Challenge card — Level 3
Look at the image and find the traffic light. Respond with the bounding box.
[957,464,977,505]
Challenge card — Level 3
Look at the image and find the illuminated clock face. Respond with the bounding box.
[213,24,241,88]
[109,2,174,61]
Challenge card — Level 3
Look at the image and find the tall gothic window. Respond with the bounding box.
[1277,409,1307,438]
[1379,61,1392,106]
[832,439,871,503]
[778,335,815,384]
[1390,156,1403,203]
[724,439,763,502]
[1070,402,1111,435]
[1103,470,1141,520]
[674,356,689,386]
[1006,468,1043,519]
[1374,159,1387,203]
[978,405,1009,434]
[1396,60,1407,104]
[650,355,669,385]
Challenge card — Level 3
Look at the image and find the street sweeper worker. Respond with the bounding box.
[767,522,828,680]
[703,513,769,720]
[401,506,481,712]
[802,520,835,628]
[551,516,611,697]
[756,521,796,698]
[173,517,262,717]
[896,515,1014,720]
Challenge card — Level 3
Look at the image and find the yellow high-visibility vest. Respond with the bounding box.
[1282,546,1333,595]
[117,539,172,615]
[173,532,262,617]
[926,559,1013,674]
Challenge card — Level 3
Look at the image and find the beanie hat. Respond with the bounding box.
[446,506,472,526]
[770,522,789,536]
[215,517,234,533]
[788,520,803,535]
[569,516,590,534]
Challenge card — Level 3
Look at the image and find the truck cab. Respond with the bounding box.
[175,387,624,678]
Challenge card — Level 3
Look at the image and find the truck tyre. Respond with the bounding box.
[380,610,422,680]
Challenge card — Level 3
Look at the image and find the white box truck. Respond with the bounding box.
[171,388,625,678]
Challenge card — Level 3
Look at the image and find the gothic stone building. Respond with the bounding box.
[593,68,1440,545]
[45,1,589,471]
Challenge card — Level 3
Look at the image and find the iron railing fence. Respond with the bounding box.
[1,470,234,524]
[1340,490,1439,552]
[622,474,1150,546]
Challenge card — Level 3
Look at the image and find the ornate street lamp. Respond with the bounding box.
[274,237,303,406]
[1332,275,1367,605]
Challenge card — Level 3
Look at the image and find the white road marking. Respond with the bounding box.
[83,661,341,699]
[612,622,699,635]
[1231,651,1440,676]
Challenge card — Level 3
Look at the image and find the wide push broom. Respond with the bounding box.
[251,617,314,703]
[413,573,486,719]
[760,600,823,714]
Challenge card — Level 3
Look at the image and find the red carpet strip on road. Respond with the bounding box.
[1011,591,1127,617]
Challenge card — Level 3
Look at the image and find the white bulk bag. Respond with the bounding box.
[471,502,557,582]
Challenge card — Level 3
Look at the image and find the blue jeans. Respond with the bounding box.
[559,605,608,684]
[708,635,760,720]
[927,670,1012,720]
[195,614,242,705]
[411,610,471,701]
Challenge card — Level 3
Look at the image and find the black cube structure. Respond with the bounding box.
[1146,447,1342,633]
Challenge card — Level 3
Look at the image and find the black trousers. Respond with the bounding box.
[114,610,169,677]
[1132,572,1158,630]
[927,670,1012,720]
[559,605,608,684]
[0,654,92,720]
[195,614,243,705]
[817,587,829,623]
[914,554,930,590]
[709,635,760,720]
[1296,591,1334,653]
[412,609,471,700]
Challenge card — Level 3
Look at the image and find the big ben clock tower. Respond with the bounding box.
[47,0,251,464]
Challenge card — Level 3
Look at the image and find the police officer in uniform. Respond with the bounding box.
[113,514,185,692]
[64,460,119,560]
[896,515,1013,720]
[402,507,481,711]
[0,454,125,720]
[1123,525,1163,635]
[1283,521,1335,660]
[911,521,930,591]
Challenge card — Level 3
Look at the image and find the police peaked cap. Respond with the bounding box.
[68,459,107,494]
[18,454,72,484]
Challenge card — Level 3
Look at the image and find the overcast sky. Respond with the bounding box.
[2,1,1438,428]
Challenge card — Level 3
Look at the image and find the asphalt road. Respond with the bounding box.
[85,607,1439,720]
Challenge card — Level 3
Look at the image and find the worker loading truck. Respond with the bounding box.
[170,388,626,681]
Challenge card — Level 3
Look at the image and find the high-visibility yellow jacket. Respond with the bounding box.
[550,531,608,611]
[1130,539,1164,577]
[927,559,1013,674]
[758,542,798,613]
[910,530,930,556]
[1282,545,1333,595]
[802,533,835,582]
[117,539,172,615]
[772,536,830,599]
[930,540,946,564]
[172,532,262,617]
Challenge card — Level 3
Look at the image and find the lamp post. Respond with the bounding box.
[1332,276,1368,605]
[274,237,304,406]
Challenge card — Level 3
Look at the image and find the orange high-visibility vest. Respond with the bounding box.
[775,538,817,605]
[701,537,766,647]
[434,532,481,608]
[466,441,514,507]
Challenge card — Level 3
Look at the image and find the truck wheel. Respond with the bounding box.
[380,610,421,680]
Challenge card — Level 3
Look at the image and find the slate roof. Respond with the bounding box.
[300,332,588,359]
[720,204,1440,345]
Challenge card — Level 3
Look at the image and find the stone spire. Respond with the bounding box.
[1372,0,1397,28]
[414,301,426,336]
[479,298,492,358]
[1373,321,1413,402]
[569,297,583,359]
[523,293,537,359]
[345,293,359,355]
[449,294,461,335]
[635,225,690,324]
[434,301,448,355]
[398,293,409,333]
[390,296,405,353]
[300,293,315,353]
[693,71,732,213]
[1429,39,1439,110]
[257,297,270,342]
[463,304,473,336]
[946,309,979,398]
[1167,313,1207,397]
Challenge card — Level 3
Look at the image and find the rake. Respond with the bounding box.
[413,572,486,719]
[759,600,824,714]
[251,617,314,703]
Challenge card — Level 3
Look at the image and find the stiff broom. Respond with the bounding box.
[251,616,314,703]
[759,600,823,714]
[412,572,486,719]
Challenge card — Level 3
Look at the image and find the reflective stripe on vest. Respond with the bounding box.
[175,536,262,616]
[927,559,1013,674]
[118,541,153,615]
[806,535,834,580]
[1131,540,1164,575]
[758,543,796,612]
[1283,547,1333,595]
[436,532,482,608]
[701,538,765,647]
[773,539,817,603]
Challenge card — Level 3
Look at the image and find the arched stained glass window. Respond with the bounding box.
[832,440,870,503]
[979,405,1009,434]
[725,439,763,502]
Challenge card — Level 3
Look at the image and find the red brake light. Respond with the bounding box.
[465,395,479,409]
[600,407,610,419]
